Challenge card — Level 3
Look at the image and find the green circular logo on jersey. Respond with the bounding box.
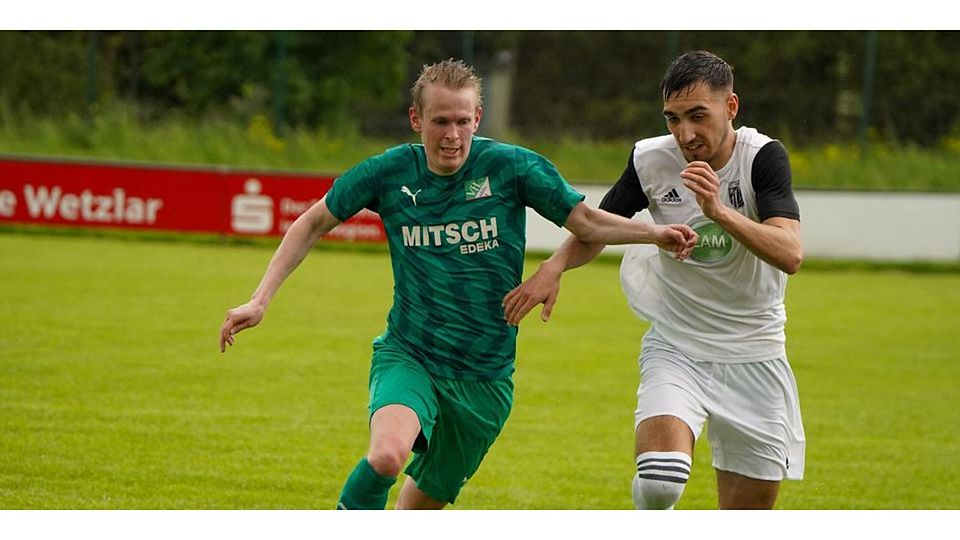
[690,217,734,263]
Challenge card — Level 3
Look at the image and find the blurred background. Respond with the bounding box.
[1,30,958,190]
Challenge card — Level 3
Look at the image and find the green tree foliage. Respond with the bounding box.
[511,31,670,139]
[134,31,274,116]
[1,30,958,147]
[870,31,960,145]
[507,30,960,146]
[0,31,413,133]
[277,31,412,130]
[0,31,102,114]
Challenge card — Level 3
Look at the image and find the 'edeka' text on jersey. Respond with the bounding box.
[400,217,500,255]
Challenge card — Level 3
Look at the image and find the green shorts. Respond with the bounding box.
[368,341,514,504]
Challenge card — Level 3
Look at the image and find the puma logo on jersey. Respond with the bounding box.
[660,188,683,204]
[401,186,422,206]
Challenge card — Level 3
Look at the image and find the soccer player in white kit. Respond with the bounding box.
[502,50,805,509]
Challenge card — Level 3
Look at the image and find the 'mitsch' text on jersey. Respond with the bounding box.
[401,217,500,254]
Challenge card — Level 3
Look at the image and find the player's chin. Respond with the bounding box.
[437,152,464,170]
[682,147,710,163]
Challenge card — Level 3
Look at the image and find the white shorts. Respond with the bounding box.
[634,328,806,481]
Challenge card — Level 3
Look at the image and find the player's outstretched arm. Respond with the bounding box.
[562,202,697,257]
[219,197,341,352]
[503,203,697,326]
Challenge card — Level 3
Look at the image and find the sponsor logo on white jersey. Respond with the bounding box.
[689,216,734,263]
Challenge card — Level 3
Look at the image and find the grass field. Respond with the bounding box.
[1,231,958,509]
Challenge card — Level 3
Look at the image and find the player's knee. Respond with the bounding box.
[632,473,686,510]
[632,451,692,510]
[366,445,409,478]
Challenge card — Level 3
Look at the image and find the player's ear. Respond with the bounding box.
[409,106,422,133]
[727,92,739,121]
[473,106,483,133]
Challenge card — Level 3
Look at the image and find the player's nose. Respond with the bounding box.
[676,122,696,144]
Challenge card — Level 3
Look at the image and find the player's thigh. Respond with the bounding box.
[635,415,695,455]
[368,343,440,452]
[405,377,514,505]
[634,339,709,456]
[369,404,421,459]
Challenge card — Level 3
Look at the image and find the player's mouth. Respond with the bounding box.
[440,146,461,158]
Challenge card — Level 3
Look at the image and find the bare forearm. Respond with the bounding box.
[713,209,803,274]
[503,204,696,326]
[577,210,658,245]
[543,235,607,274]
[561,202,697,264]
[563,203,660,245]
[250,200,339,306]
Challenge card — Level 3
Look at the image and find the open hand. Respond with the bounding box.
[219,302,266,352]
[501,261,563,326]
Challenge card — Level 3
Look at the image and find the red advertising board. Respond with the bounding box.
[0,156,386,242]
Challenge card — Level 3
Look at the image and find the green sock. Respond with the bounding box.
[336,457,397,510]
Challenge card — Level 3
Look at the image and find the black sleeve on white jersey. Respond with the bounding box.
[598,148,650,218]
[752,141,800,222]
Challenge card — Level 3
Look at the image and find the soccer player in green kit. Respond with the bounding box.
[219,59,697,509]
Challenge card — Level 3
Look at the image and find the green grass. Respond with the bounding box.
[1,232,958,509]
[1,104,959,191]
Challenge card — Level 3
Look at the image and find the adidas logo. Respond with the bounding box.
[660,188,683,204]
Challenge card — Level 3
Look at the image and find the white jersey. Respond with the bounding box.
[615,126,798,363]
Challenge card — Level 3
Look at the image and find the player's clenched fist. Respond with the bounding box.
[653,224,698,261]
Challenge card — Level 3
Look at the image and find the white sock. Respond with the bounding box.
[632,451,692,509]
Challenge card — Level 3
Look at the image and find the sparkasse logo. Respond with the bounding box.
[231,178,273,234]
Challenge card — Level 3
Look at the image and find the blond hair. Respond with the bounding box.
[410,58,483,115]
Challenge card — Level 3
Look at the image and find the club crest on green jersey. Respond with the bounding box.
[464,177,492,200]
[689,216,734,263]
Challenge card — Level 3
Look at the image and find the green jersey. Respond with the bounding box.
[325,137,584,381]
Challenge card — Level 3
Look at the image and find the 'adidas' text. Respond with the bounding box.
[660,188,682,204]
